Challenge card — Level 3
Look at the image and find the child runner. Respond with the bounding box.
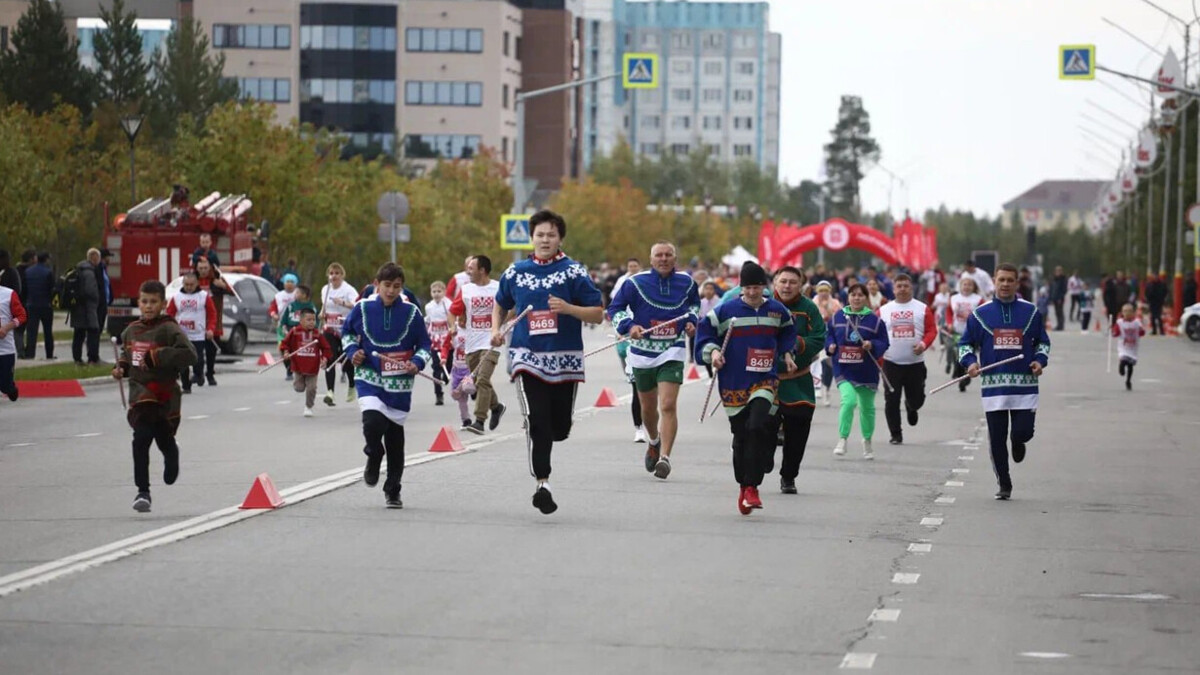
[695,261,797,515]
[443,330,475,428]
[318,263,359,406]
[812,280,842,407]
[165,271,216,395]
[281,307,333,416]
[192,258,229,386]
[342,262,432,509]
[272,273,298,380]
[947,277,984,392]
[1113,303,1145,390]
[112,280,198,512]
[826,283,890,460]
[0,279,26,403]
[1079,282,1094,333]
[492,210,604,514]
[424,280,453,406]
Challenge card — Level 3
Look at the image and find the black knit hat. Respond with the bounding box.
[739,261,769,287]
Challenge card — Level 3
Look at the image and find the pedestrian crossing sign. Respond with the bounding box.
[1059,44,1095,80]
[501,214,533,250]
[623,53,659,89]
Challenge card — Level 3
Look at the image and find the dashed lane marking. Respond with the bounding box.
[1019,652,1071,659]
[73,433,102,438]
[935,496,956,505]
[839,653,877,669]
[908,543,932,553]
[892,573,920,584]
[233,407,252,412]
[945,481,964,487]
[186,415,210,420]
[920,517,944,526]
[958,455,974,460]
[275,400,292,405]
[951,468,969,474]
[7,442,35,447]
[868,608,901,622]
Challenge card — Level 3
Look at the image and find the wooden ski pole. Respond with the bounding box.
[699,320,735,423]
[258,339,319,374]
[110,337,126,409]
[583,312,691,359]
[926,354,1024,396]
[372,351,442,385]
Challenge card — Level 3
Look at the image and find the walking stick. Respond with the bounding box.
[110,337,126,409]
[865,351,893,392]
[471,305,533,380]
[372,351,443,385]
[258,339,319,374]
[1106,317,1113,373]
[699,320,736,423]
[324,350,348,372]
[926,354,1024,396]
[583,312,692,359]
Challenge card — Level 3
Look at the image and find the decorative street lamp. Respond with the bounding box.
[120,114,144,206]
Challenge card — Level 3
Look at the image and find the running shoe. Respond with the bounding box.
[823,393,832,408]
[385,491,403,509]
[532,485,558,514]
[461,418,472,429]
[644,438,661,472]
[634,426,647,443]
[346,388,356,403]
[303,407,314,418]
[907,407,919,426]
[738,487,752,515]
[363,453,382,487]
[889,436,903,445]
[132,491,151,513]
[780,478,797,494]
[654,455,671,480]
[206,374,218,386]
[833,438,847,457]
[323,392,335,407]
[1012,441,1026,464]
[465,420,486,435]
[994,489,1012,501]
[862,439,874,460]
[489,403,506,431]
[744,486,763,510]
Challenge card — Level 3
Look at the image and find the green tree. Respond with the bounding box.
[0,0,92,114]
[92,0,150,108]
[149,17,238,137]
[823,95,880,219]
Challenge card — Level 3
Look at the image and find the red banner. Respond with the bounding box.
[751,218,938,271]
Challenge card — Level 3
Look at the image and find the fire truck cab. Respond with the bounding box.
[104,190,255,343]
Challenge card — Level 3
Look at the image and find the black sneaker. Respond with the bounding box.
[532,486,558,514]
[907,407,918,426]
[193,373,204,387]
[363,453,382,487]
[489,403,506,431]
[163,445,179,485]
[460,419,472,429]
[465,420,486,435]
[1012,441,1026,464]
[6,384,18,402]
[1125,380,1132,391]
[132,491,151,512]
[780,478,797,494]
[206,374,218,386]
[435,393,444,406]
[181,385,192,395]
[644,438,661,472]
[385,491,403,509]
[889,436,903,445]
[994,489,1012,501]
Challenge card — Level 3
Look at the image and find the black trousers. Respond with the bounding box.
[324,330,342,392]
[1080,310,1092,332]
[729,397,775,488]
[1069,294,1080,321]
[515,373,577,480]
[132,413,180,492]
[24,306,54,358]
[72,327,99,363]
[776,405,814,481]
[985,409,1036,492]
[882,360,927,439]
[363,410,406,494]
[1053,299,1065,330]
[429,350,445,398]
[1149,305,1164,335]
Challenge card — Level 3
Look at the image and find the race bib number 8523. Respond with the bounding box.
[993,328,1022,351]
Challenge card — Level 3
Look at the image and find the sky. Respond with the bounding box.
[769,0,1194,219]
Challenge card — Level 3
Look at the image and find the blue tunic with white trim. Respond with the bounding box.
[607,269,700,369]
[957,297,1051,412]
[342,297,432,424]
[694,297,797,417]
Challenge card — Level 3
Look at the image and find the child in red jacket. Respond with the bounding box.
[280,308,332,416]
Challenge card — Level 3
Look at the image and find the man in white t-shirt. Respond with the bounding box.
[319,262,360,404]
[878,274,938,445]
[449,255,505,435]
[962,260,994,299]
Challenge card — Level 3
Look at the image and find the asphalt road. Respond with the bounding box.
[1,326,1198,674]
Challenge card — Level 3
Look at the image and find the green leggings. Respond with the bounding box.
[837,381,876,440]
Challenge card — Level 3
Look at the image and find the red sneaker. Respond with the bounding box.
[737,486,752,515]
[745,486,763,510]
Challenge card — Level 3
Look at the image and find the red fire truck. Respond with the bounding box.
[104,189,255,341]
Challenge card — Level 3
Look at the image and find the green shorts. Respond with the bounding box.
[632,361,685,393]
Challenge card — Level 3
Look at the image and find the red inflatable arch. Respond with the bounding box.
[769,219,899,268]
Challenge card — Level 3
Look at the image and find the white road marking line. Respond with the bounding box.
[275,400,292,405]
[945,480,964,487]
[73,433,102,438]
[908,543,932,553]
[958,455,974,460]
[187,415,210,420]
[839,653,877,669]
[233,407,252,412]
[7,442,35,447]
[1019,652,1071,659]
[1079,592,1171,601]
[920,517,943,526]
[940,440,970,446]
[935,496,956,505]
[1139,378,1162,383]
[951,468,969,474]
[892,573,920,584]
[868,608,901,622]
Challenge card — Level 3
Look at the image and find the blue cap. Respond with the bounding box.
[282,274,298,285]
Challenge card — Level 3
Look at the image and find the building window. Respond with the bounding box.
[705,144,720,157]
[671,115,691,130]
[670,143,690,156]
[640,143,660,155]
[404,134,482,159]
[734,116,753,130]
[702,88,722,103]
[733,144,753,157]
[671,88,692,103]
[302,25,394,51]
[733,33,755,49]
[640,90,661,105]
[237,78,292,103]
[703,60,723,76]
[405,28,484,53]
[502,137,508,162]
[735,61,755,75]
[502,84,509,109]
[672,59,692,74]
[515,36,521,60]
[301,78,394,104]
[503,30,509,56]
[404,81,482,106]
[214,24,291,49]
[703,32,723,49]
[642,115,661,129]
[702,115,722,130]
[733,89,753,103]
[641,32,658,49]
[671,31,690,49]
[623,114,629,129]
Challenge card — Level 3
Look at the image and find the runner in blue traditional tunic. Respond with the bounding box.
[343,262,432,509]
[606,241,700,480]
[492,210,604,515]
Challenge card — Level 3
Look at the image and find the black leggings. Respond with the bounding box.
[985,409,1035,492]
[131,413,179,492]
[324,330,342,392]
[630,382,642,427]
[776,405,814,481]
[362,410,405,493]
[729,397,775,488]
[516,373,577,479]
[882,360,927,439]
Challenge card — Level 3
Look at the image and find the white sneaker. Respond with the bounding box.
[824,390,833,407]
[346,388,356,403]
[634,426,647,443]
[862,439,874,460]
[833,438,847,457]
[303,407,314,418]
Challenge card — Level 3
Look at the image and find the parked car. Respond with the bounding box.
[1183,302,1200,342]
[165,272,281,354]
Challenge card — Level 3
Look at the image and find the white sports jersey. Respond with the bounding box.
[879,299,934,365]
[949,293,983,334]
[454,280,500,354]
[171,289,210,341]
[425,297,453,351]
[319,282,358,336]
[273,289,296,317]
[1114,317,1145,362]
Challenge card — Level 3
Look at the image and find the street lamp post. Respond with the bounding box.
[119,115,144,207]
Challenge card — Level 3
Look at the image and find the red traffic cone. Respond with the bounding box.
[594,387,619,407]
[239,473,285,509]
[429,426,465,453]
[256,351,276,366]
[686,364,702,380]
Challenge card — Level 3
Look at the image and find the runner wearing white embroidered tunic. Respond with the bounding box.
[319,263,360,405]
[448,255,505,435]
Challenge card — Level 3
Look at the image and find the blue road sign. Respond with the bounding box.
[501,214,532,250]
[623,53,659,89]
[1060,44,1095,80]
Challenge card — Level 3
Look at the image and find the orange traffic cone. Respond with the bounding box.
[239,473,285,509]
[686,364,702,380]
[429,426,465,453]
[594,387,619,407]
[256,351,276,366]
